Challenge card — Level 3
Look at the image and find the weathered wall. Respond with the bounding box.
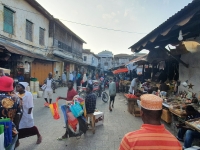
[0,0,50,55]
[82,53,98,67]
[179,49,200,94]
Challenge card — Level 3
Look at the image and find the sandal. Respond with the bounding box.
[57,136,67,141]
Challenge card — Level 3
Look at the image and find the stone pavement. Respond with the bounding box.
[16,87,176,150]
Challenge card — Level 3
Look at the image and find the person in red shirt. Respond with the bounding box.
[57,80,78,140]
[58,80,77,101]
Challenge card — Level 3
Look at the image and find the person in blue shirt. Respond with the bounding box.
[176,105,200,148]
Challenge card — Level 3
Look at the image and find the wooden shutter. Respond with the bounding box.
[3,7,14,34]
[26,20,33,41]
[39,27,45,45]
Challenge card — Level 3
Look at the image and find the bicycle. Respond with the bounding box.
[78,80,109,103]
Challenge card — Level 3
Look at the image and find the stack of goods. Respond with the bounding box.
[124,94,138,100]
[30,79,42,99]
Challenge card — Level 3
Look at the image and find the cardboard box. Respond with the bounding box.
[93,111,104,126]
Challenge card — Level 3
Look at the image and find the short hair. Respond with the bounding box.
[87,85,93,91]
[141,107,162,120]
[68,80,74,84]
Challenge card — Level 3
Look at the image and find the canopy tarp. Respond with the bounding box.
[112,68,128,74]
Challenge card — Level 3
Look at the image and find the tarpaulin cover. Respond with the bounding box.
[112,68,128,74]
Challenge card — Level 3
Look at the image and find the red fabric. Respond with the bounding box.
[0,76,13,91]
[113,68,128,74]
[67,88,77,100]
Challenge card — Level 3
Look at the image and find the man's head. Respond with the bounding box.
[86,85,93,94]
[67,80,74,90]
[16,82,28,93]
[25,61,28,64]
[140,94,163,125]
[56,71,58,74]
[0,76,14,92]
[48,72,52,78]
[186,105,196,115]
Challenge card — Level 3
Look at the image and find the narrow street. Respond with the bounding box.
[16,87,144,150]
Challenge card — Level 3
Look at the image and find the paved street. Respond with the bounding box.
[16,87,174,150]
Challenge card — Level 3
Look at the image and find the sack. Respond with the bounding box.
[0,125,4,150]
[41,84,47,91]
[77,117,88,134]
[49,102,60,120]
[0,118,12,148]
[70,102,84,118]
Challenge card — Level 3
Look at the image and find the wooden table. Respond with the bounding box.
[169,108,187,118]
[124,94,140,117]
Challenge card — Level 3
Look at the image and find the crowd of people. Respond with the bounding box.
[0,68,200,149]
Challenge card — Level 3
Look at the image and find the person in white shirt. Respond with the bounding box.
[43,73,55,106]
[109,78,117,111]
[69,72,73,81]
[16,82,42,147]
[129,78,139,94]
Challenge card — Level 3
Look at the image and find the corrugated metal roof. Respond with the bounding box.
[0,39,56,61]
[129,0,200,52]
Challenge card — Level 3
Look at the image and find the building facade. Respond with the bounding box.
[0,0,55,83]
[97,50,113,71]
[0,0,86,83]
[113,54,133,68]
[82,49,99,67]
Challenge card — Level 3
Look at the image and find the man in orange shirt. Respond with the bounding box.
[119,94,182,150]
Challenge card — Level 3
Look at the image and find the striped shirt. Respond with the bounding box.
[119,124,182,150]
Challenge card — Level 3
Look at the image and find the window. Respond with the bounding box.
[26,20,33,41]
[4,7,14,34]
[39,27,45,45]
[84,56,87,61]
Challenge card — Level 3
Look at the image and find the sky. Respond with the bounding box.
[37,0,192,55]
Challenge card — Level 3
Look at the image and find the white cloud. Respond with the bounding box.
[102,12,116,20]
[114,19,119,23]
[124,9,131,17]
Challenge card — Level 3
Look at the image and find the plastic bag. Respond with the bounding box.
[49,102,60,120]
[70,101,84,118]
[0,118,12,148]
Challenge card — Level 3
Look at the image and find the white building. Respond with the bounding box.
[82,49,99,67]
[98,50,113,71]
[113,54,133,68]
[0,0,52,56]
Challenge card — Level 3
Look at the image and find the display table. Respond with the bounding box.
[169,108,187,118]
[124,94,140,117]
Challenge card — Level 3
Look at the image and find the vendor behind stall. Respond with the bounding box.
[159,80,169,92]
[176,105,200,148]
[129,77,139,94]
[142,79,152,92]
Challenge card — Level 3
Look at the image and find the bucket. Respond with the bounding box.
[34,81,39,86]
[37,91,43,98]
[30,86,34,92]
[32,92,37,99]
[34,87,40,92]
[26,86,30,92]
[30,81,34,87]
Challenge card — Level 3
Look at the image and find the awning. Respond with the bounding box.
[0,38,56,61]
[53,51,87,66]
[127,54,148,65]
[129,0,200,52]
[112,68,128,74]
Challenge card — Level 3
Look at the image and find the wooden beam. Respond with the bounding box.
[160,47,189,68]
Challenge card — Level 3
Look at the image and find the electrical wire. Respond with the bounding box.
[0,2,147,34]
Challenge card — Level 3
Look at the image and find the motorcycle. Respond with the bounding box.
[78,80,109,103]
